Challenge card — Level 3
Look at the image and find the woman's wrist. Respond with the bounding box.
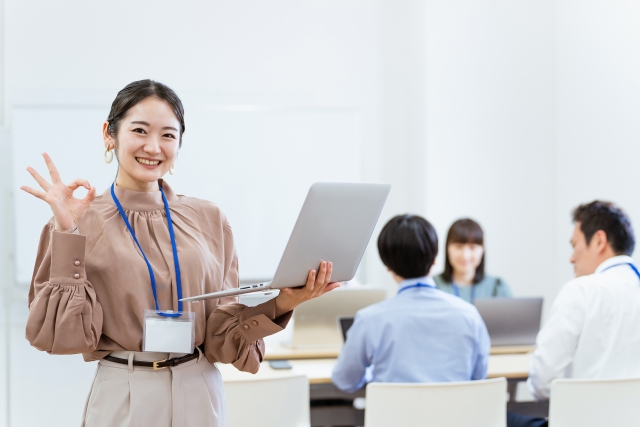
[274,293,295,318]
[54,220,77,233]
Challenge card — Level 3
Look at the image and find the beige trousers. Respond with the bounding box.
[81,350,226,427]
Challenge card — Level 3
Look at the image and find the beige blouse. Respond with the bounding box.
[26,180,291,373]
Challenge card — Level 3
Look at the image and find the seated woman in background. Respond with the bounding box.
[434,218,512,303]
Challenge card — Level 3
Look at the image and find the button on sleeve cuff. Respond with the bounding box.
[49,231,87,285]
[237,298,293,343]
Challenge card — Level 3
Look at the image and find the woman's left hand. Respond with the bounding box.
[274,261,340,317]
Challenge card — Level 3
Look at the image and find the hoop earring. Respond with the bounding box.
[169,165,175,175]
[104,146,114,164]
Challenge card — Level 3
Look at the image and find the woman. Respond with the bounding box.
[434,218,512,303]
[21,79,338,427]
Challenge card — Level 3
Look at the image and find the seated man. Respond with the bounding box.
[509,201,640,427]
[332,214,490,393]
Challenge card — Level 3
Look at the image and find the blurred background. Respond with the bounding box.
[1,0,640,425]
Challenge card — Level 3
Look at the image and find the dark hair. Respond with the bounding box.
[441,218,485,284]
[106,79,185,147]
[377,214,439,279]
[572,201,635,256]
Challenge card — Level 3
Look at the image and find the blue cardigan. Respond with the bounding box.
[433,274,512,303]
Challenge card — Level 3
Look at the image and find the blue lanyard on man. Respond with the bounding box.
[602,262,640,279]
[452,283,476,303]
[110,182,183,318]
[397,282,436,295]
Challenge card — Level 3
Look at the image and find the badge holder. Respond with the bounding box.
[143,310,195,354]
[111,182,196,356]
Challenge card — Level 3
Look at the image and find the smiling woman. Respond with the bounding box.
[103,81,184,191]
[433,218,513,303]
[19,79,338,427]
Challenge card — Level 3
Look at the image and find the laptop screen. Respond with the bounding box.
[473,297,543,346]
[338,316,355,342]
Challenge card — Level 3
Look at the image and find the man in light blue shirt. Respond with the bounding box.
[332,214,491,393]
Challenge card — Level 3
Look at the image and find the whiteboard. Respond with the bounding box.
[12,104,361,284]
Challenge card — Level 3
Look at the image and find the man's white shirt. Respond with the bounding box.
[528,255,640,400]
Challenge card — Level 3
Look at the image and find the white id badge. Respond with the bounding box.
[142,310,196,354]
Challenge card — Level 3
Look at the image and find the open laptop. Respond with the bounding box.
[291,288,386,347]
[474,297,543,346]
[180,182,391,302]
[336,298,543,346]
[337,316,355,342]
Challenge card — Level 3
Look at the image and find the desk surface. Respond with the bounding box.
[218,353,532,385]
[264,343,535,360]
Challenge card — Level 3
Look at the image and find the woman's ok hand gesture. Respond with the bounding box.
[20,153,97,232]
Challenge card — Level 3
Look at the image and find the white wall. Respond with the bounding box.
[0,0,11,423]
[0,0,4,126]
[425,0,640,311]
[424,1,557,303]
[554,0,640,286]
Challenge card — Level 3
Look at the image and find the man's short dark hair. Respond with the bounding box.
[572,201,635,256]
[377,214,439,279]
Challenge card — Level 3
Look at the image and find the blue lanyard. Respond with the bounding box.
[110,182,183,318]
[397,282,435,295]
[602,262,640,280]
[452,283,476,302]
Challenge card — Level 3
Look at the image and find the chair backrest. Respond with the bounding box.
[364,377,507,427]
[549,377,640,427]
[223,374,310,427]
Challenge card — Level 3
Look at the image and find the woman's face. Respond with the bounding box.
[447,242,484,276]
[103,97,181,191]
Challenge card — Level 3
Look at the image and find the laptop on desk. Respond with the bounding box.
[337,298,543,347]
[291,287,387,348]
[474,297,543,346]
[337,316,355,342]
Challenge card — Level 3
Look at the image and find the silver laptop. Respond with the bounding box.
[180,182,391,302]
[474,297,543,346]
[291,287,386,347]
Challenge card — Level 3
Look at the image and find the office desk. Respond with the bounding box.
[219,353,531,384]
[219,353,532,426]
[264,343,536,360]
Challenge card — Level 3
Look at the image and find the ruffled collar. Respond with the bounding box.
[103,179,178,212]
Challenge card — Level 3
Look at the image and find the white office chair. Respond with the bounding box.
[223,374,310,427]
[364,377,507,427]
[548,377,640,427]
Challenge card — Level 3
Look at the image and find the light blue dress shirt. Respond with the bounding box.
[332,276,491,393]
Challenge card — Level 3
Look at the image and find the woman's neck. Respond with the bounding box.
[116,169,159,192]
[452,270,475,286]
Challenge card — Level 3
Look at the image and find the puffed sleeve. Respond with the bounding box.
[203,222,292,373]
[204,299,291,372]
[25,223,103,354]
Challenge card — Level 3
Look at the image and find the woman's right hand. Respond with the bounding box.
[20,153,97,232]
